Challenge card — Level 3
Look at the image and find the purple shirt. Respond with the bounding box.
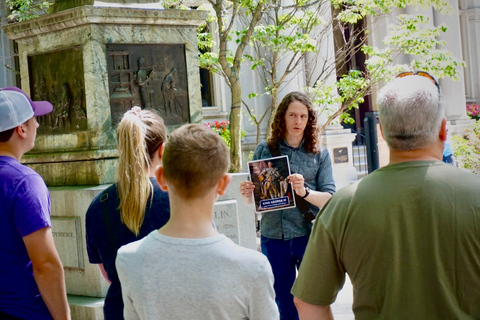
[0,156,52,319]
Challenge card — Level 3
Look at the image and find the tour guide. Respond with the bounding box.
[240,91,336,320]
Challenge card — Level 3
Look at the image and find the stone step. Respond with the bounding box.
[68,295,104,320]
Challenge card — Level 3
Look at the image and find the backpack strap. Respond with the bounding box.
[99,190,119,250]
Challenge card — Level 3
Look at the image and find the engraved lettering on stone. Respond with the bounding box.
[213,200,239,244]
[51,217,84,269]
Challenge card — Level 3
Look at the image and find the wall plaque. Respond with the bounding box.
[106,44,190,126]
[333,147,349,164]
[51,216,84,269]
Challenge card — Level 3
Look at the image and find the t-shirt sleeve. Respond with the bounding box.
[316,149,336,194]
[291,219,345,305]
[248,254,280,319]
[85,196,102,264]
[116,248,141,320]
[13,174,51,237]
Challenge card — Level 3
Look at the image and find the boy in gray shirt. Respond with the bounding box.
[116,124,278,320]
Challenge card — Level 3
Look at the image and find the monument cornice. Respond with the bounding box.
[2,6,208,40]
[21,148,119,164]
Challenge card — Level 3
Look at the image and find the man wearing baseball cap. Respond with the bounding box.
[0,87,70,319]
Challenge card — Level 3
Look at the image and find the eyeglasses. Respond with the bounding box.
[396,71,440,92]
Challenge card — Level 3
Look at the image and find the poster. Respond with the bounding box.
[247,155,296,213]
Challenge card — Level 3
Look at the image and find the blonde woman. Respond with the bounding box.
[86,107,169,320]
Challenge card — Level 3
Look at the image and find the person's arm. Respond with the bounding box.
[294,297,334,320]
[288,173,332,207]
[97,263,112,284]
[23,227,71,320]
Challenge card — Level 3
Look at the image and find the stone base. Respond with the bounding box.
[50,185,111,297]
[23,149,118,186]
[69,295,104,320]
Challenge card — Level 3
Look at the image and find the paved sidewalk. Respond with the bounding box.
[256,232,355,319]
[330,275,354,319]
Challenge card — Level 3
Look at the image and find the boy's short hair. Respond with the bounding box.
[162,124,230,199]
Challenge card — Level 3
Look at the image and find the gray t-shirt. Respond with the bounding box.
[117,231,279,320]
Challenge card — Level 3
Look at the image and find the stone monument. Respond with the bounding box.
[3,2,208,319]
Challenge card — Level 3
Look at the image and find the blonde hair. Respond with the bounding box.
[162,124,229,199]
[116,108,167,235]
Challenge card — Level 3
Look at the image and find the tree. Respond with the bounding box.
[199,0,265,172]
[200,0,464,165]
[5,0,51,22]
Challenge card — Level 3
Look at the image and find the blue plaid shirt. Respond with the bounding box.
[253,140,336,240]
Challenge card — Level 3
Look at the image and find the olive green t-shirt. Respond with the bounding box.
[292,161,480,319]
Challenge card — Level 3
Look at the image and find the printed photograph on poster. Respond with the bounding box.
[247,155,296,213]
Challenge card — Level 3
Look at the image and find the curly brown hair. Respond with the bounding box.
[267,91,320,154]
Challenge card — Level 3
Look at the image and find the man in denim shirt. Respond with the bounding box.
[241,92,336,320]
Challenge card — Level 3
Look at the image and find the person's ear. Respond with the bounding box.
[155,164,168,191]
[217,174,232,196]
[379,122,385,140]
[157,142,165,160]
[439,117,447,142]
[14,123,27,139]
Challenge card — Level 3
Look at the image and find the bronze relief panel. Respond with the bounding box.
[106,44,189,126]
[28,46,87,135]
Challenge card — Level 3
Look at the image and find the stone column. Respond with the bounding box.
[433,0,474,137]
[0,2,16,88]
[305,0,337,127]
[465,4,480,103]
[433,0,468,121]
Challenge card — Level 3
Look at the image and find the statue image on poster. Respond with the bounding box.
[248,155,296,213]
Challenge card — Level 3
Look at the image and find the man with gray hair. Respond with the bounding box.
[291,72,480,319]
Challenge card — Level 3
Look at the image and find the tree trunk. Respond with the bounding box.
[256,122,261,145]
[229,80,242,172]
[266,94,278,140]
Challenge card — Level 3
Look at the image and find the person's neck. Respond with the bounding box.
[148,153,162,177]
[388,142,443,165]
[0,144,22,161]
[284,134,303,148]
[158,191,219,239]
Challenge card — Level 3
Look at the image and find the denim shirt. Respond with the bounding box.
[253,140,336,240]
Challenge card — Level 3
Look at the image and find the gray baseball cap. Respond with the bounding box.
[0,86,53,132]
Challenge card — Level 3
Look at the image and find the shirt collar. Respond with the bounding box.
[280,138,305,150]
